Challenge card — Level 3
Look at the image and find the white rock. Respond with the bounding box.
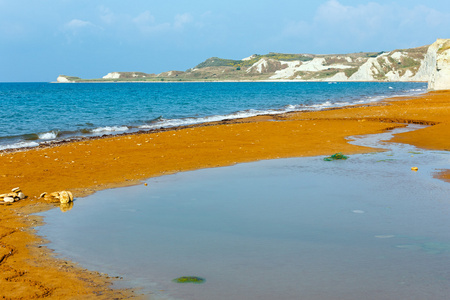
[56,76,73,83]
[3,196,15,203]
[429,39,450,90]
[102,72,121,79]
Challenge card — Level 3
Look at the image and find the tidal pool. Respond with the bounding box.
[36,127,450,300]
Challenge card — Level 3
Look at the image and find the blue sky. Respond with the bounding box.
[1,0,449,82]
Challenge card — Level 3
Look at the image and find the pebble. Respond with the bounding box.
[3,196,15,203]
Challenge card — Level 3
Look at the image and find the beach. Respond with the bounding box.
[0,90,449,299]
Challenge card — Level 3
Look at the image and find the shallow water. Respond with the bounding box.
[36,127,450,300]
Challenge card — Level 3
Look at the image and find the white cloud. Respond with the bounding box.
[282,0,450,51]
[174,13,193,30]
[61,18,102,43]
[64,19,95,30]
[132,11,170,35]
[130,11,194,35]
[133,11,155,26]
[99,6,115,25]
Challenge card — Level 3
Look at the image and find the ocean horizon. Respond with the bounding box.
[0,81,427,151]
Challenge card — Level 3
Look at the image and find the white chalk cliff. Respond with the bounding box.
[428,39,450,90]
[56,75,74,83]
[58,39,450,90]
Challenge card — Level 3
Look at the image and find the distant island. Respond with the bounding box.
[58,39,450,90]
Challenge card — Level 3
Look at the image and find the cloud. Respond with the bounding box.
[99,6,115,25]
[130,11,194,35]
[174,13,193,30]
[132,11,170,34]
[64,19,95,30]
[61,19,102,43]
[133,11,156,25]
[282,0,450,51]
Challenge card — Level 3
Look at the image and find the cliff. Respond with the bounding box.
[428,39,450,90]
[57,39,450,90]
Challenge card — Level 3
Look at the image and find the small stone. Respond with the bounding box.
[39,192,47,198]
[11,187,21,193]
[17,192,25,200]
[3,196,15,203]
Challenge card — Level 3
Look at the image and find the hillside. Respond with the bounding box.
[57,39,450,89]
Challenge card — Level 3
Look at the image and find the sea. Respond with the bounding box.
[0,81,427,151]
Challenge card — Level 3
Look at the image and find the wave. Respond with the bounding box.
[91,126,129,133]
[39,130,60,140]
[0,141,40,151]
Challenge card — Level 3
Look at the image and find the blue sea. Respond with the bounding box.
[0,81,427,150]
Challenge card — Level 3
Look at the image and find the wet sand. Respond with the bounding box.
[0,90,449,299]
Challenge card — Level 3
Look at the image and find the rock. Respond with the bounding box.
[42,191,74,203]
[49,192,61,199]
[3,196,15,203]
[59,191,70,204]
[428,39,450,90]
[44,196,60,203]
[11,187,21,193]
[17,192,26,200]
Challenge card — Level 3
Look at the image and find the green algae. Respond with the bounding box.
[172,276,206,284]
[324,153,349,161]
[376,159,396,162]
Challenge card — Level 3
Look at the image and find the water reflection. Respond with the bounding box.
[60,201,74,212]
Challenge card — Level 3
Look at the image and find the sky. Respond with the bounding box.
[1,0,449,82]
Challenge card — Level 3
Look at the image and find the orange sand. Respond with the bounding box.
[0,91,449,299]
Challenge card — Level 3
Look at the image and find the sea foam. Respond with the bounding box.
[39,131,59,140]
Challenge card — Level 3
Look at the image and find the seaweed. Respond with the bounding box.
[323,153,349,161]
[172,276,206,284]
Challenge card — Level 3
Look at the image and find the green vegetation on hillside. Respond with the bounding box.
[195,57,242,68]
[195,53,313,70]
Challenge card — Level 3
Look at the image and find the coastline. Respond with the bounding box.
[51,79,429,83]
[0,91,449,298]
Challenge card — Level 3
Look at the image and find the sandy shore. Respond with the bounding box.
[0,90,449,299]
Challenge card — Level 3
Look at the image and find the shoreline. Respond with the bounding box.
[0,91,449,298]
[51,80,429,83]
[0,82,428,153]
